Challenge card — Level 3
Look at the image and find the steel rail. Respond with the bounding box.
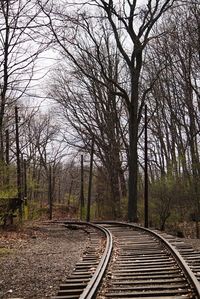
[79,223,112,299]
[64,221,113,299]
[133,224,200,299]
[95,221,200,299]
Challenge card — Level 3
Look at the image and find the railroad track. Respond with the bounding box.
[51,222,112,299]
[152,230,200,283]
[52,221,200,299]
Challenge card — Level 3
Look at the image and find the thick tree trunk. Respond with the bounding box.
[128,104,139,222]
[127,51,142,222]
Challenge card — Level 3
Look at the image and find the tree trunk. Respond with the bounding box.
[119,167,127,198]
[110,167,121,219]
[128,104,139,222]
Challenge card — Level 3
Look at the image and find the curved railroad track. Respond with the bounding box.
[51,221,112,299]
[52,221,200,299]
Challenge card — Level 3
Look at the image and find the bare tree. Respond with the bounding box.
[48,29,128,218]
[141,1,200,231]
[0,0,48,161]
[17,107,67,207]
[39,0,177,221]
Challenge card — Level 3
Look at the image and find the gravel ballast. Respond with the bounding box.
[0,223,88,299]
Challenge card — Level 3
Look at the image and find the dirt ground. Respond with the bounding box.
[0,222,88,299]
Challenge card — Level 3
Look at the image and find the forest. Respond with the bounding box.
[0,0,199,237]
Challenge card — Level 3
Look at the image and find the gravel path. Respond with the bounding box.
[0,222,88,299]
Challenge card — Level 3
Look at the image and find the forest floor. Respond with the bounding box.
[0,221,88,299]
[0,220,200,299]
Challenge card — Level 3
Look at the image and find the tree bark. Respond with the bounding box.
[128,102,139,222]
